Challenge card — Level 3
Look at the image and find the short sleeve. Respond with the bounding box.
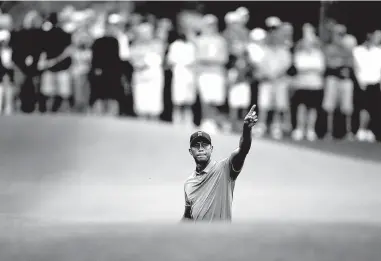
[220,156,242,181]
[228,155,242,176]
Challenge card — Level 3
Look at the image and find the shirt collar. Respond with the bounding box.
[195,160,216,176]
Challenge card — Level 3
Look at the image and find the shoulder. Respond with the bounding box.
[170,40,182,48]
[217,35,227,43]
[353,45,364,54]
[184,173,195,191]
[215,157,232,170]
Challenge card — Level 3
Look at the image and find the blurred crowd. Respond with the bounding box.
[0,4,381,142]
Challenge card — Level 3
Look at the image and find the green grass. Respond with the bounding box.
[0,115,380,260]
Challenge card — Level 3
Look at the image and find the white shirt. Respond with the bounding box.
[247,42,266,65]
[167,40,196,68]
[293,48,325,89]
[260,45,292,79]
[117,31,129,61]
[1,47,12,69]
[353,45,381,86]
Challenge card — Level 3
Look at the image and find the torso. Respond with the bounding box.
[325,43,352,69]
[184,157,237,222]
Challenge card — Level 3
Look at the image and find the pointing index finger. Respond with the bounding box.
[249,104,256,114]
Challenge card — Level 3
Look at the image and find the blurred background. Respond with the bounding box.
[0,1,380,142]
[1,2,381,260]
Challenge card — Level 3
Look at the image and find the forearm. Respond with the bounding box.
[182,206,193,221]
[239,125,252,155]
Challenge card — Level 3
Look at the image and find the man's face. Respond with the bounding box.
[189,141,213,164]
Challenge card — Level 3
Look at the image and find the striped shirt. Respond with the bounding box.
[184,155,241,222]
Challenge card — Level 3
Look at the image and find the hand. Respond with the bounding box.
[243,104,258,129]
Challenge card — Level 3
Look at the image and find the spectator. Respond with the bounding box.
[247,27,267,110]
[279,22,294,49]
[156,18,172,44]
[71,25,93,113]
[227,46,252,132]
[291,33,326,141]
[10,10,45,113]
[235,6,250,28]
[353,30,381,142]
[39,12,73,113]
[89,14,124,115]
[167,30,197,126]
[129,22,165,120]
[255,17,292,139]
[278,21,295,133]
[195,14,228,133]
[322,24,354,140]
[110,12,131,117]
[0,15,13,115]
[223,11,249,59]
[302,23,320,47]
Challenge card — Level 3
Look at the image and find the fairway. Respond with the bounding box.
[1,115,381,260]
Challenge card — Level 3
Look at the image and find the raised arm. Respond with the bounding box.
[230,104,258,180]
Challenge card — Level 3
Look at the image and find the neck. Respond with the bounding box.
[196,159,211,173]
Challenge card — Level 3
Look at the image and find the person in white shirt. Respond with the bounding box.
[129,22,165,120]
[291,36,325,141]
[0,12,13,115]
[246,27,267,129]
[195,14,229,134]
[255,17,292,139]
[167,32,197,126]
[353,30,381,142]
[0,29,13,115]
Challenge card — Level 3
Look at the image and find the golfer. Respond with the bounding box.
[182,104,258,222]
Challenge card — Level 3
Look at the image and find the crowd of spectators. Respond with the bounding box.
[0,4,380,142]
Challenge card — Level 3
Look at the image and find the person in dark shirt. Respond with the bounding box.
[10,10,45,113]
[88,15,124,115]
[39,12,73,113]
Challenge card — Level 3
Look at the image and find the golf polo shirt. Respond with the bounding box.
[184,155,241,222]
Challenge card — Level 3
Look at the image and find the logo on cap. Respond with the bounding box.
[198,131,203,137]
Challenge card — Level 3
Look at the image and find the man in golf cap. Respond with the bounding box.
[183,104,258,222]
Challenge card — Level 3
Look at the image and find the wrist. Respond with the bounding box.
[243,124,252,132]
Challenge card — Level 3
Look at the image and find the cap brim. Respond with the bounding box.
[190,137,211,146]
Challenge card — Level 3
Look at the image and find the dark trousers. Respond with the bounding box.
[354,83,381,141]
[15,68,41,113]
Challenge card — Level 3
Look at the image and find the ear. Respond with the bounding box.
[189,148,192,156]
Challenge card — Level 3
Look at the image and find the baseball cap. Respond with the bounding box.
[332,24,347,36]
[265,16,281,30]
[224,11,240,24]
[250,27,267,41]
[236,7,249,17]
[203,14,218,25]
[190,131,212,146]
